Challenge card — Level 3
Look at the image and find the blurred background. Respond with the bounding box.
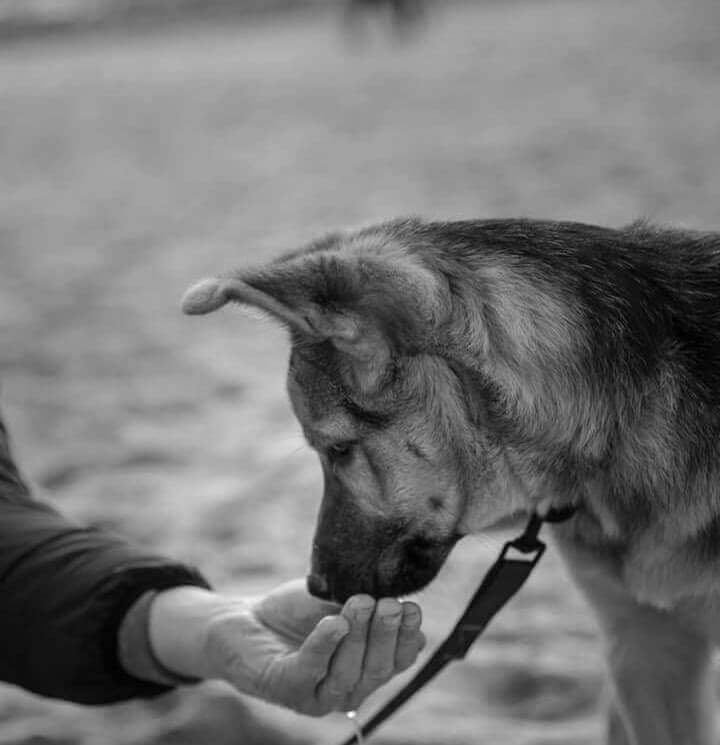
[1,0,720,743]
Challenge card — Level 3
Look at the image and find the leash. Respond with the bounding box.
[338,505,577,745]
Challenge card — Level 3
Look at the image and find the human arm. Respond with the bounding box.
[0,413,425,711]
[0,417,210,704]
[141,580,425,715]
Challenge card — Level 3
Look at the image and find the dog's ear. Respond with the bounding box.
[182,250,445,392]
[181,275,319,335]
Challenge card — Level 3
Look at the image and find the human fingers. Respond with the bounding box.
[294,614,350,684]
[315,595,375,709]
[254,579,341,643]
[346,597,402,709]
[394,601,424,672]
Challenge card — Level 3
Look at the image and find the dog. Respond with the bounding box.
[183,217,720,745]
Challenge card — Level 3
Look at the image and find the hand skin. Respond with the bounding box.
[147,579,426,716]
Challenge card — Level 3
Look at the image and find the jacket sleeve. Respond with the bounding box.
[0,417,211,705]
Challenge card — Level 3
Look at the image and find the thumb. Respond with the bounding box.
[295,615,350,681]
[254,579,341,640]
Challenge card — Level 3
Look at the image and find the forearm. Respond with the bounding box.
[137,587,267,697]
[0,499,211,703]
[147,586,243,681]
[0,411,212,703]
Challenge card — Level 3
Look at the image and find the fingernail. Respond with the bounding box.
[352,599,374,621]
[381,613,401,628]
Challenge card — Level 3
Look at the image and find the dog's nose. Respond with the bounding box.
[306,572,332,600]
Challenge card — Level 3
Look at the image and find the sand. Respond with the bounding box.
[2,1,720,741]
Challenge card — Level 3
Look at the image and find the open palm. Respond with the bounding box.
[206,579,425,716]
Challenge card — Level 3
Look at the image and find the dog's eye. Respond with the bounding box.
[327,441,356,461]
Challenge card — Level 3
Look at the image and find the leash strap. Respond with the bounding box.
[339,507,575,745]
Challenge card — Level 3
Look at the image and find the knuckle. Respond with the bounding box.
[398,624,420,639]
[375,619,401,636]
[365,664,394,682]
[400,615,422,633]
[398,619,421,636]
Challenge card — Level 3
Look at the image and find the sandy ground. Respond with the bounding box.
[1,0,720,743]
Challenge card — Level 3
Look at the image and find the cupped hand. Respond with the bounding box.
[204,579,425,716]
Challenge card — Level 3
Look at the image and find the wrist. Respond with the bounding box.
[148,586,248,681]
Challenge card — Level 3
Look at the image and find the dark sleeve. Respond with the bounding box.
[0,417,211,705]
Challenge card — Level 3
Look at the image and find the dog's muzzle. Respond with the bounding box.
[306,572,332,600]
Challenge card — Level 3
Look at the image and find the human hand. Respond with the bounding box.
[149,580,425,716]
[241,579,425,714]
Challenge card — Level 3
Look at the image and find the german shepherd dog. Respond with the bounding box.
[183,218,720,745]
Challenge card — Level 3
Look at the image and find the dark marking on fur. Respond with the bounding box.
[406,439,430,461]
[363,445,388,496]
[428,496,445,512]
[693,515,720,563]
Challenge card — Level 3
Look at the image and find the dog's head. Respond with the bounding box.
[183,220,531,601]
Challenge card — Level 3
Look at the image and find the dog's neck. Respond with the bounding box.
[450,352,672,549]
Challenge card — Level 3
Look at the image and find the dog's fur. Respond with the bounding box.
[183,218,720,745]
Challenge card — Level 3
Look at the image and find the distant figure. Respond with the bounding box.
[344,0,427,40]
